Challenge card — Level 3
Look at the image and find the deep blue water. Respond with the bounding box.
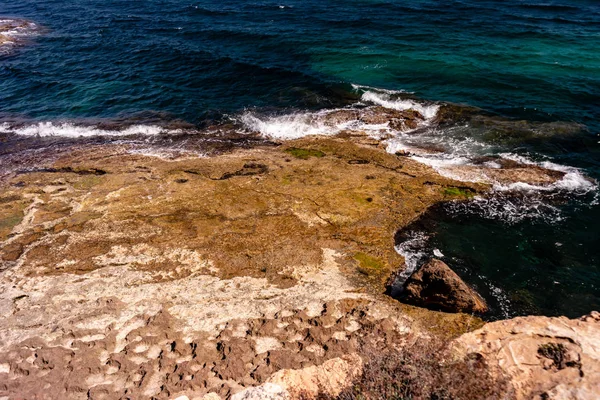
[1,0,599,318]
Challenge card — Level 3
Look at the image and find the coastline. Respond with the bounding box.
[1,2,599,397]
[0,128,597,399]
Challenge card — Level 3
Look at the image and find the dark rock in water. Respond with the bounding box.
[401,259,488,314]
[359,106,424,127]
[433,103,483,125]
[322,109,360,126]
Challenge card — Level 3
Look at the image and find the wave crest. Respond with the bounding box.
[0,122,181,137]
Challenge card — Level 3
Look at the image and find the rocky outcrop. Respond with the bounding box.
[0,128,592,399]
[233,354,362,400]
[311,106,425,132]
[400,259,488,314]
[450,312,600,400]
[0,136,476,399]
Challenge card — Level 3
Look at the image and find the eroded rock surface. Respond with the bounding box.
[0,132,593,399]
[451,312,600,400]
[232,354,363,400]
[0,137,479,399]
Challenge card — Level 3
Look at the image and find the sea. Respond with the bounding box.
[1,0,599,319]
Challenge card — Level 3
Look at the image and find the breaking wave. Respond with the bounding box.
[353,84,440,120]
[3,84,596,225]
[0,122,183,137]
[239,84,439,140]
[239,110,343,140]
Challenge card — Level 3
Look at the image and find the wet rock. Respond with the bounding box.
[432,103,483,125]
[359,106,424,127]
[321,109,360,126]
[400,259,488,314]
[319,106,424,132]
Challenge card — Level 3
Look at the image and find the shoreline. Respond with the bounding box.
[0,130,597,398]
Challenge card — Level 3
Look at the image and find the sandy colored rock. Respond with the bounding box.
[234,354,362,400]
[231,383,289,400]
[270,354,363,398]
[0,129,588,399]
[0,18,39,54]
[0,136,477,399]
[401,258,488,313]
[451,311,600,399]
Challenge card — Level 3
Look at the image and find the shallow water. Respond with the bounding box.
[1,0,599,318]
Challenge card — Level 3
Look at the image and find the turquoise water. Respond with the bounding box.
[1,0,599,318]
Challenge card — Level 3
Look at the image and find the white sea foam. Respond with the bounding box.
[360,90,440,120]
[445,194,564,225]
[239,108,398,140]
[480,277,512,318]
[3,122,181,138]
[0,19,39,54]
[351,83,439,119]
[393,232,430,286]
[239,110,339,140]
[351,83,412,95]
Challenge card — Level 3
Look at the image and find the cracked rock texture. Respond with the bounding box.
[0,137,478,399]
[0,134,595,399]
[450,312,600,399]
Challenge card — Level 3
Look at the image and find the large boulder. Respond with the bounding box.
[401,259,488,313]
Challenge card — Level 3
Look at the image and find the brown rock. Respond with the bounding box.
[401,259,488,314]
[359,106,424,127]
[450,312,600,400]
[321,109,360,126]
[232,354,363,400]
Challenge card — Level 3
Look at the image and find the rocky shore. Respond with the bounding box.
[0,121,598,399]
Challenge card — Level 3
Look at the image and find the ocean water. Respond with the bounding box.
[1,0,599,318]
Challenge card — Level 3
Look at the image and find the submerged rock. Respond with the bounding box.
[0,18,40,55]
[401,259,488,314]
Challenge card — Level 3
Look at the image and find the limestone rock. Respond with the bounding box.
[231,383,289,400]
[451,311,600,400]
[0,136,468,399]
[401,259,488,313]
[235,354,363,400]
[270,354,363,398]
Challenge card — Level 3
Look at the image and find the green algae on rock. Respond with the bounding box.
[0,131,594,399]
